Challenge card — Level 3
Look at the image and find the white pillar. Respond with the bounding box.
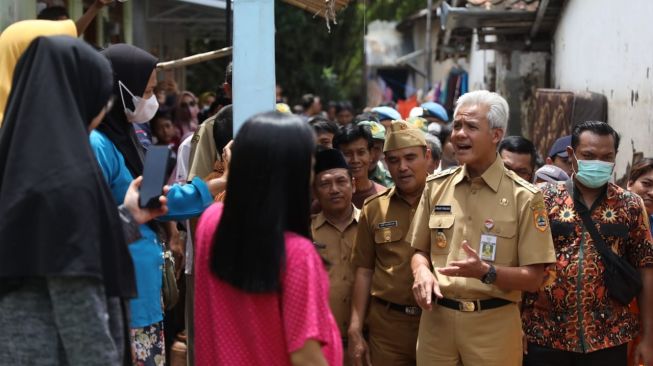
[232,0,276,134]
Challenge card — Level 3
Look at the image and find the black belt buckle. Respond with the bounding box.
[375,297,421,316]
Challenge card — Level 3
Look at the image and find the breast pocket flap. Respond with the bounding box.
[600,223,628,238]
[428,214,455,229]
[551,220,576,237]
[374,227,403,244]
[490,221,517,238]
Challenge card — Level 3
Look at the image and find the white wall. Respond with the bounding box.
[553,0,653,179]
[468,32,495,91]
[366,20,403,67]
[410,17,442,93]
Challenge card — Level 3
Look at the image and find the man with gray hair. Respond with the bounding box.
[425,133,442,174]
[407,90,556,365]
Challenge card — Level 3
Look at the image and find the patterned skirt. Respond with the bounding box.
[131,321,165,366]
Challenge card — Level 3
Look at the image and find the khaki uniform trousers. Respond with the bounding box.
[416,302,522,366]
[368,299,420,366]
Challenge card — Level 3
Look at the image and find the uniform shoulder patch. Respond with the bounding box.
[532,206,549,232]
[505,169,539,194]
[427,166,462,182]
[362,187,391,206]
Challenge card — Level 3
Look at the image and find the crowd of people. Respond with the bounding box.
[0,7,652,366]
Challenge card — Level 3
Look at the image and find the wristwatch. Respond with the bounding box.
[481,264,497,284]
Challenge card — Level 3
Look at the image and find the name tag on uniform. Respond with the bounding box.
[479,234,497,262]
[433,205,451,213]
[378,221,398,229]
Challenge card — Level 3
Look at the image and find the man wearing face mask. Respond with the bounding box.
[522,121,653,366]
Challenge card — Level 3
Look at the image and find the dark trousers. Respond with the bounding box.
[523,343,627,366]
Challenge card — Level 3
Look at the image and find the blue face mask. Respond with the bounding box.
[573,152,614,188]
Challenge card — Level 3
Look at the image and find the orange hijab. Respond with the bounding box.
[0,19,76,126]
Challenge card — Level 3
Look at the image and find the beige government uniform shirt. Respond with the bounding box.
[408,155,556,302]
[188,113,218,181]
[352,187,420,306]
[311,205,360,336]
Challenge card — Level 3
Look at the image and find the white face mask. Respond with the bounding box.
[118,80,159,123]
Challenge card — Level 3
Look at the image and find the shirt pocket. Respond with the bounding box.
[599,223,628,237]
[599,223,629,255]
[314,243,335,265]
[550,220,576,238]
[487,220,517,266]
[374,226,403,245]
[428,214,455,255]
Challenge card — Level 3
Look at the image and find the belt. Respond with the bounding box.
[374,297,422,316]
[435,297,512,312]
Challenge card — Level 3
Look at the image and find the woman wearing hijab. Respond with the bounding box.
[0,19,77,126]
[173,90,200,141]
[0,35,167,366]
[90,43,216,365]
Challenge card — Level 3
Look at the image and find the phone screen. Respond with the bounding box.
[139,146,172,208]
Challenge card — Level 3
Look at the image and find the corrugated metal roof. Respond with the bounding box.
[465,0,540,11]
[282,0,350,18]
[439,0,565,52]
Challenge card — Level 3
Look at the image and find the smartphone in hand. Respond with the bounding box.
[139,146,172,208]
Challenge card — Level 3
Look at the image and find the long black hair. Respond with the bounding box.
[210,111,316,293]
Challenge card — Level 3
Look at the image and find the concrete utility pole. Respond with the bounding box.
[233,0,276,134]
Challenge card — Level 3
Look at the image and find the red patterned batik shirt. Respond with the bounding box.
[522,181,653,353]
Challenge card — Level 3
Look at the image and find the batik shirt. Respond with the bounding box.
[369,161,394,188]
[522,181,653,353]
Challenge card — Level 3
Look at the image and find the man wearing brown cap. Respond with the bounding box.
[408,90,556,365]
[311,148,360,366]
[348,120,431,366]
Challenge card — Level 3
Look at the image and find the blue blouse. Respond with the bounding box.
[90,130,212,327]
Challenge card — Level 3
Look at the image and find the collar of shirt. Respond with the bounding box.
[567,179,619,210]
[313,204,360,231]
[453,154,503,193]
[386,186,421,208]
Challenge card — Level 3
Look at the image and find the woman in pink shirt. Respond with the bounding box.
[194,111,343,366]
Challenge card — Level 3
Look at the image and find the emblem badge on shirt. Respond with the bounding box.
[435,231,447,248]
[479,234,497,261]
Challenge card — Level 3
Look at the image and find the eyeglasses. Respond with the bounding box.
[180,101,197,108]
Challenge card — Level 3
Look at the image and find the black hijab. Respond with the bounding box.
[98,44,158,177]
[0,36,136,298]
